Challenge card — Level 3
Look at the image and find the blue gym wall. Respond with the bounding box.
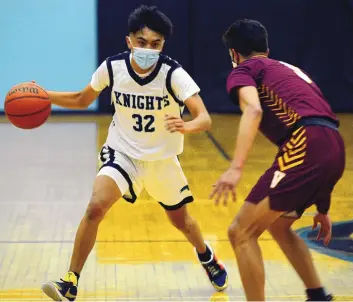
[2,0,353,113]
[0,0,97,111]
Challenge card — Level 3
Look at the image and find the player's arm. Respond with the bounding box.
[165,93,211,134]
[210,64,263,204]
[46,60,109,109]
[209,86,262,204]
[47,85,100,109]
[312,211,332,246]
[165,68,211,134]
[229,86,263,171]
[183,93,211,133]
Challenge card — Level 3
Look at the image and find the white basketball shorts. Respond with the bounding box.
[97,144,194,210]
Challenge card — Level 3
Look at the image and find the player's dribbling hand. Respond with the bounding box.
[209,167,241,206]
[164,115,186,134]
[312,212,332,246]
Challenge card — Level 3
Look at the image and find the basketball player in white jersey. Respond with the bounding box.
[41,5,228,301]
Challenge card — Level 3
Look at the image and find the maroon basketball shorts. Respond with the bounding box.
[246,126,345,217]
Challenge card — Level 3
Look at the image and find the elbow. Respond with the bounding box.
[204,115,212,131]
[76,92,89,109]
[198,113,212,131]
[247,105,263,118]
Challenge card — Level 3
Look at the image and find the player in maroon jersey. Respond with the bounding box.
[210,19,345,301]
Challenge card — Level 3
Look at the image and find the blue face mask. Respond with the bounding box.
[132,47,160,70]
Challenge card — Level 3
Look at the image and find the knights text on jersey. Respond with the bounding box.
[90,52,200,161]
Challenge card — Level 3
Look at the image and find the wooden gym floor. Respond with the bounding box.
[0,114,352,301]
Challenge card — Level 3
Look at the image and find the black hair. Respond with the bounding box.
[128,5,173,38]
[222,19,268,56]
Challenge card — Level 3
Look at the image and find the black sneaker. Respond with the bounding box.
[41,272,78,301]
[195,242,228,292]
[306,294,334,301]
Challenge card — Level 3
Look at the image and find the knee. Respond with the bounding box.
[228,223,242,247]
[228,223,255,247]
[85,196,108,222]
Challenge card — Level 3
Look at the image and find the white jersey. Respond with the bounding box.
[91,52,200,161]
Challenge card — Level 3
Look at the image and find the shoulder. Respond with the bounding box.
[160,55,185,86]
[159,55,196,84]
[101,52,129,89]
[230,58,266,78]
[106,51,129,64]
[160,55,182,71]
[227,58,266,93]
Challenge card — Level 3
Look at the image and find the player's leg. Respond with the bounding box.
[227,197,284,301]
[145,157,228,291]
[236,126,344,301]
[164,204,228,291]
[233,180,321,300]
[267,127,345,301]
[268,216,332,301]
[164,204,206,253]
[69,176,121,273]
[42,146,141,301]
[42,175,121,301]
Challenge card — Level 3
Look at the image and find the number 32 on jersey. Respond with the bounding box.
[132,114,155,133]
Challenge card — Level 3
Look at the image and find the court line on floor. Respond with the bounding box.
[205,131,231,161]
[0,237,350,244]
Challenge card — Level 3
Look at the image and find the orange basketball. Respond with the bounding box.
[5,82,51,129]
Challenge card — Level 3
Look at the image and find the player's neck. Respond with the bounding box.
[250,54,268,59]
[130,58,156,75]
[243,52,268,62]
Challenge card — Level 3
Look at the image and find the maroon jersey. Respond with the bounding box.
[226,57,338,146]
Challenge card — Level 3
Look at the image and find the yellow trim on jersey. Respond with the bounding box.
[278,127,307,171]
[257,85,301,127]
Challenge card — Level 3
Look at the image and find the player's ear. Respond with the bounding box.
[229,49,238,68]
[233,50,241,65]
[160,40,166,52]
[229,49,234,60]
[126,36,132,50]
[231,49,239,61]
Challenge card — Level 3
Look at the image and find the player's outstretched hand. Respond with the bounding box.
[312,212,332,246]
[209,167,241,206]
[164,115,186,134]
